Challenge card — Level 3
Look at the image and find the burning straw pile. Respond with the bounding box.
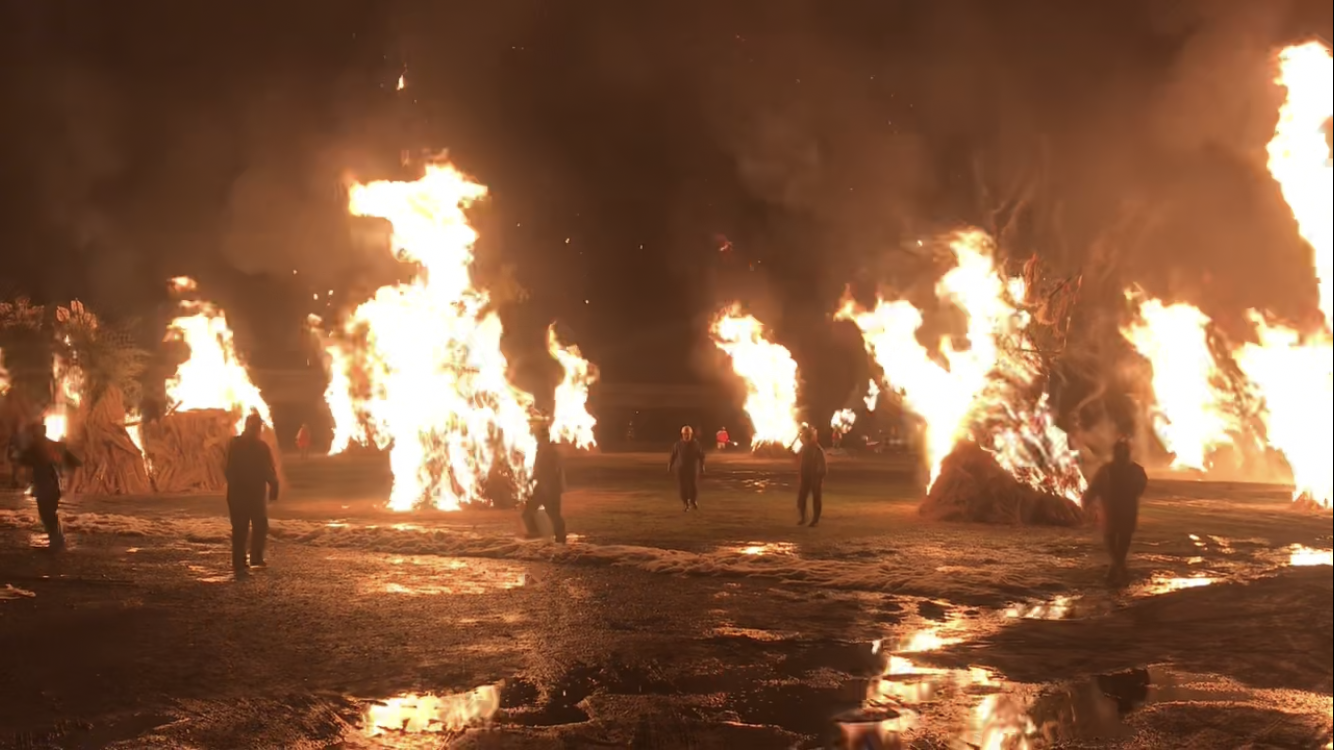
[65,386,152,495]
[144,409,283,494]
[921,442,1085,527]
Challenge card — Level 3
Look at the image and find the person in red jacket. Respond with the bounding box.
[715,427,730,451]
[295,423,312,460]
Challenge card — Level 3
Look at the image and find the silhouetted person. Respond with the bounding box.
[669,426,705,511]
[1082,439,1148,586]
[797,427,827,527]
[295,423,312,460]
[18,422,81,551]
[225,412,279,578]
[523,431,567,543]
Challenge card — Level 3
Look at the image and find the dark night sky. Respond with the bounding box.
[0,0,1330,407]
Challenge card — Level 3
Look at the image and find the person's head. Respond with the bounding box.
[244,412,264,438]
[681,426,694,441]
[1113,439,1132,464]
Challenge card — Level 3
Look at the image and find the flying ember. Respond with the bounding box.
[1122,298,1238,472]
[1235,41,1333,508]
[164,282,271,435]
[546,326,599,450]
[710,305,803,451]
[336,162,538,512]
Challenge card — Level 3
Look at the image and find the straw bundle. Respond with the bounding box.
[66,386,151,495]
[920,442,1085,527]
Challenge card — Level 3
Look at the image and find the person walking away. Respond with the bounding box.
[796,426,827,527]
[1081,439,1148,586]
[225,412,280,578]
[18,422,82,551]
[669,426,706,511]
[522,429,567,543]
[715,426,730,451]
[295,424,312,460]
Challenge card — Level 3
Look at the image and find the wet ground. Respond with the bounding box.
[1,453,1330,749]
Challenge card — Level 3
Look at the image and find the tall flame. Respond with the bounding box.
[864,379,880,411]
[1122,298,1237,471]
[339,163,537,512]
[324,341,359,456]
[165,292,271,434]
[546,326,598,450]
[43,354,83,442]
[710,306,803,451]
[1236,42,1333,508]
[840,231,1085,499]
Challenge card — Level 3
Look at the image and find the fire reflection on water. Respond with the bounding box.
[362,684,501,743]
[369,557,527,596]
[1140,573,1218,596]
[1289,545,1333,567]
[730,542,798,557]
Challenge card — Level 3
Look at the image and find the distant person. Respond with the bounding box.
[18,422,82,551]
[225,412,280,578]
[522,428,567,543]
[831,428,844,451]
[1081,439,1148,586]
[796,426,827,527]
[669,426,706,512]
[295,424,312,460]
[715,427,730,451]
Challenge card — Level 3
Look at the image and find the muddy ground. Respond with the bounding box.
[1,452,1330,749]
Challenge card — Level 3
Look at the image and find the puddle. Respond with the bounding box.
[362,685,501,744]
[1005,596,1077,621]
[1,584,37,601]
[1138,573,1219,596]
[727,541,798,557]
[710,626,797,642]
[1289,545,1333,568]
[367,557,527,596]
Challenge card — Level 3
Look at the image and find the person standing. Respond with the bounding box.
[522,429,567,543]
[796,426,827,527]
[715,426,730,451]
[18,422,82,551]
[295,424,312,460]
[1081,439,1148,586]
[225,412,280,578]
[669,426,706,511]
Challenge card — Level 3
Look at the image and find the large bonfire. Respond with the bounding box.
[1122,42,1332,509]
[323,163,540,512]
[839,231,1088,526]
[546,326,599,451]
[710,305,804,452]
[146,278,279,494]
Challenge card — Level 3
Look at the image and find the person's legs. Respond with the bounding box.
[228,501,250,573]
[249,500,269,566]
[1102,530,1120,583]
[677,476,691,510]
[545,494,567,543]
[809,481,823,526]
[797,481,810,525]
[522,496,542,537]
[688,476,699,509]
[35,492,64,550]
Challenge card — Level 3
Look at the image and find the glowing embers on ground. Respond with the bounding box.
[838,231,1085,501]
[1122,298,1242,472]
[710,305,803,452]
[165,277,271,433]
[332,163,539,512]
[1289,544,1334,568]
[362,684,501,744]
[727,541,798,557]
[546,326,598,450]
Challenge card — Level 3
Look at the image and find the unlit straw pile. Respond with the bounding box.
[66,387,152,496]
[144,410,284,494]
[921,442,1085,527]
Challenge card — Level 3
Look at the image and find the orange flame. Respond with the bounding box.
[710,305,803,451]
[337,163,537,512]
[43,355,83,442]
[546,326,599,450]
[1122,298,1238,471]
[1236,42,1332,508]
[831,408,856,434]
[165,288,272,434]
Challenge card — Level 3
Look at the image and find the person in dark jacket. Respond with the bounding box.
[225,412,279,578]
[18,422,82,551]
[797,426,827,527]
[523,427,567,543]
[1081,439,1148,586]
[669,426,706,511]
